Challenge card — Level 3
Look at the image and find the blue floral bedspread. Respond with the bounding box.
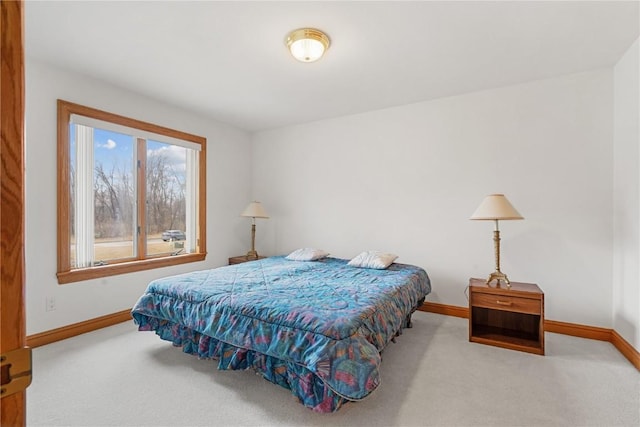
[131,256,430,412]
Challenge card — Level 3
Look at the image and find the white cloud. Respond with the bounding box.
[98,139,117,149]
[147,145,187,172]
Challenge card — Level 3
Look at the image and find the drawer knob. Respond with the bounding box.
[496,300,512,306]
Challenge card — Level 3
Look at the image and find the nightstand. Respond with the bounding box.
[228,255,266,265]
[468,278,545,355]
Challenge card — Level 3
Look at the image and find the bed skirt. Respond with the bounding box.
[138,316,349,412]
[136,298,423,413]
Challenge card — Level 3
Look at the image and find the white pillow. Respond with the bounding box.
[285,248,330,261]
[348,251,398,269]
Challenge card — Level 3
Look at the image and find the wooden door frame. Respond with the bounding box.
[1,1,26,426]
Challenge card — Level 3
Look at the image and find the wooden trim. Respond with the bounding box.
[544,319,611,341]
[136,137,146,259]
[56,100,71,275]
[418,301,469,318]
[57,100,206,145]
[56,252,206,284]
[24,301,640,373]
[1,1,26,424]
[419,302,613,340]
[420,301,639,370]
[26,309,133,348]
[611,330,640,371]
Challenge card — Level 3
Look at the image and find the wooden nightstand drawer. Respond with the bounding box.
[471,292,541,315]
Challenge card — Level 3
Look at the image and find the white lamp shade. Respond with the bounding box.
[241,201,269,219]
[470,194,523,220]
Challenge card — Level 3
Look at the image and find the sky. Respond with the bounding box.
[70,125,187,177]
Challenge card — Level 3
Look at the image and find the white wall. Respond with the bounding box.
[613,37,640,349]
[252,69,614,327]
[25,54,637,347]
[25,59,253,335]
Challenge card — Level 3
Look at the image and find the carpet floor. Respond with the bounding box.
[27,311,639,426]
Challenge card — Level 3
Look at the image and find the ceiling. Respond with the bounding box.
[25,1,639,132]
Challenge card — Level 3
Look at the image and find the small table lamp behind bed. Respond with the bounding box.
[240,201,269,260]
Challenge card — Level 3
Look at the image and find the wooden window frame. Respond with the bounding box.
[56,100,207,284]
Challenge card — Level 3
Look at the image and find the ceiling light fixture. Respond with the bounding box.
[285,28,330,63]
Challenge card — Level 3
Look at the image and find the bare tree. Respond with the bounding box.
[146,151,186,234]
[94,162,134,239]
[88,149,185,240]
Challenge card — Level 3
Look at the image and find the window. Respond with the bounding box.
[57,100,206,284]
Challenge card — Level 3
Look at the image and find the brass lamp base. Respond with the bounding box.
[245,250,259,260]
[486,271,511,288]
[245,223,259,260]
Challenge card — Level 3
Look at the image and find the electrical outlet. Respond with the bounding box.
[46,296,56,312]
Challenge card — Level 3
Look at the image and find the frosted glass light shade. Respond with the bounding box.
[286,28,330,63]
[470,194,523,220]
[241,201,269,219]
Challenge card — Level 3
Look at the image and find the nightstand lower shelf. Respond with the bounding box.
[470,323,542,353]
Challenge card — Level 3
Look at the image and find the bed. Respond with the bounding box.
[131,255,431,412]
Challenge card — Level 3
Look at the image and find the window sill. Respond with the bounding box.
[56,252,206,284]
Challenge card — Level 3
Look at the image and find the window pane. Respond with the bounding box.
[93,128,135,263]
[145,140,188,257]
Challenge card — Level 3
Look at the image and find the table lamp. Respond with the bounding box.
[470,194,523,287]
[240,201,269,260]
